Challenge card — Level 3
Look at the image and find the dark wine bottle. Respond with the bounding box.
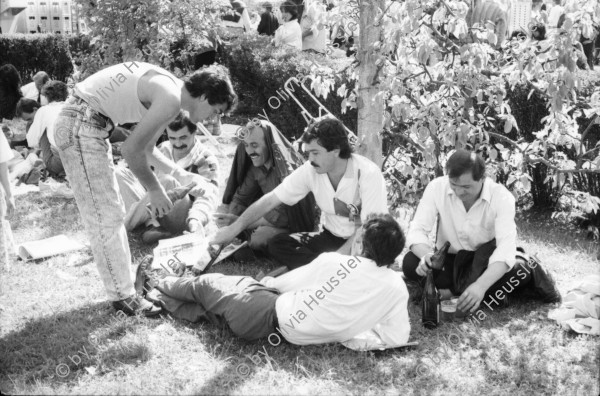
[422,269,440,329]
[430,241,451,270]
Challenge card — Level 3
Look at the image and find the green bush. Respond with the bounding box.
[505,70,600,209]
[218,34,357,140]
[0,34,73,83]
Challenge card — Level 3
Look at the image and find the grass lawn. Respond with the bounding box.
[0,128,598,395]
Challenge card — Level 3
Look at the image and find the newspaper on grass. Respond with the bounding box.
[151,233,248,274]
[17,234,86,261]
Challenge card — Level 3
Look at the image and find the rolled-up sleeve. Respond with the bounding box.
[273,163,311,206]
[488,189,517,269]
[406,180,440,249]
[359,165,389,221]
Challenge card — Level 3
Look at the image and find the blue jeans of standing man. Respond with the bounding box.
[54,96,135,301]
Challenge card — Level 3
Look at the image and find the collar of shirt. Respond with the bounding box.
[446,177,493,204]
[256,158,274,174]
[342,156,354,179]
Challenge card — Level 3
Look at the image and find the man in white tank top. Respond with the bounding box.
[53,62,237,317]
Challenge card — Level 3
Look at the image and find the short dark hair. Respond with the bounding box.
[361,213,405,267]
[280,1,298,19]
[183,64,237,113]
[263,1,272,11]
[41,81,68,103]
[300,117,352,159]
[168,111,197,134]
[15,98,41,117]
[446,149,486,181]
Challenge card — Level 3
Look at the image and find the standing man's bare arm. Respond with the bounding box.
[121,73,181,218]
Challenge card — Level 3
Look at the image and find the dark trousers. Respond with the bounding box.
[267,228,347,270]
[402,240,533,307]
[39,132,65,177]
[156,274,280,341]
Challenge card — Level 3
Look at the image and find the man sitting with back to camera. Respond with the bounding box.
[216,119,317,252]
[140,213,410,351]
[211,117,388,271]
[116,111,219,243]
[402,149,561,315]
[25,80,68,178]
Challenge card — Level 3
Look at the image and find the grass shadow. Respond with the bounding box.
[0,302,157,389]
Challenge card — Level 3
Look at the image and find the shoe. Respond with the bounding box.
[145,288,162,305]
[143,255,184,285]
[522,254,562,304]
[112,295,162,317]
[134,255,160,297]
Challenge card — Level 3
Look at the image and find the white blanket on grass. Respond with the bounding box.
[548,275,600,335]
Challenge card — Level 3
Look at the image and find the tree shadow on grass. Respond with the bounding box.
[0,302,157,391]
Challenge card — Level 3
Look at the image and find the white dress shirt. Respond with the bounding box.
[274,19,303,50]
[407,176,517,269]
[21,82,39,101]
[264,252,411,350]
[273,154,388,238]
[27,102,65,148]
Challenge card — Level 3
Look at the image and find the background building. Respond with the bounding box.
[0,0,86,34]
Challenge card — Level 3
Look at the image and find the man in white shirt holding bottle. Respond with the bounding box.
[403,149,561,315]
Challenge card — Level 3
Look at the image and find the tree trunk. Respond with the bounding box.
[356,0,385,166]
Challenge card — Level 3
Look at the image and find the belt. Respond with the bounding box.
[69,94,114,133]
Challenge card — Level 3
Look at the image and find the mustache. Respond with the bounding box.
[310,162,319,168]
[173,145,188,149]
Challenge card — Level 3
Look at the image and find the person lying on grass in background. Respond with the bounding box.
[140,213,410,350]
[212,117,388,273]
[216,119,316,252]
[402,149,561,317]
[115,111,219,243]
[53,61,237,317]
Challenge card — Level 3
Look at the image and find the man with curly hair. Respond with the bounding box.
[53,62,237,317]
